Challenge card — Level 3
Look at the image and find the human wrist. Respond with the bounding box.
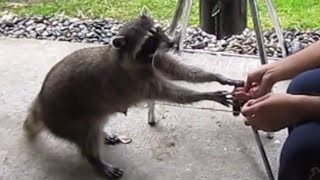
[263,69,279,88]
[264,61,294,86]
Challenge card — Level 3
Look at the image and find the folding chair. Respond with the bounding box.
[147,0,289,179]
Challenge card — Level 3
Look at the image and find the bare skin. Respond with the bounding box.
[234,40,320,132]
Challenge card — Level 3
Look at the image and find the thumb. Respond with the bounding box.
[244,75,254,92]
[241,94,271,116]
[258,74,274,94]
[244,73,259,92]
[241,100,259,117]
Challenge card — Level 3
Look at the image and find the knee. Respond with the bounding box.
[280,122,320,168]
[287,68,320,94]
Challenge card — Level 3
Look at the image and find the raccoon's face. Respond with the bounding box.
[110,11,156,58]
[137,26,175,58]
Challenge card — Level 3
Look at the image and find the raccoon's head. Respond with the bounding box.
[110,7,156,58]
[139,26,176,57]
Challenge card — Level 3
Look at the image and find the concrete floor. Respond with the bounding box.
[0,37,290,180]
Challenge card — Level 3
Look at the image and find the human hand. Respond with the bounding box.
[233,64,277,101]
[240,93,301,132]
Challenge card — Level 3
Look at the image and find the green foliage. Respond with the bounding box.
[0,0,319,29]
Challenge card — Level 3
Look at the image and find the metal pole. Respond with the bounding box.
[265,0,288,140]
[248,0,268,65]
[178,0,193,51]
[265,0,287,57]
[147,0,193,124]
[252,129,275,180]
[248,0,275,179]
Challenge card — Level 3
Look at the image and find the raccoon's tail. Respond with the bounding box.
[23,95,44,138]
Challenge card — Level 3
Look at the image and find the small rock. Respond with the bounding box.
[13,29,25,35]
[35,24,46,32]
[63,20,70,26]
[191,42,207,49]
[79,24,87,29]
[85,30,95,37]
[26,25,35,31]
[52,20,58,26]
[42,31,50,37]
[70,18,80,23]
[3,21,14,27]
[102,38,110,43]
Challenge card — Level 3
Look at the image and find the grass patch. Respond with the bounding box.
[1,0,320,29]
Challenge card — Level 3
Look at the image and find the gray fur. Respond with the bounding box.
[23,12,243,179]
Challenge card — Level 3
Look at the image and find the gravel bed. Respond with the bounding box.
[1,13,319,58]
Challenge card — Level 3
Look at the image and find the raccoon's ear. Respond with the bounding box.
[110,36,126,49]
[140,5,150,17]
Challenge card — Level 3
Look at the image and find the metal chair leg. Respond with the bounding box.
[264,0,290,141]
[146,0,192,125]
[147,101,156,125]
[168,0,185,35]
[248,0,275,179]
[178,0,193,51]
[265,0,287,58]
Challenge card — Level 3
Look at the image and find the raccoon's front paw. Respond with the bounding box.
[209,91,235,107]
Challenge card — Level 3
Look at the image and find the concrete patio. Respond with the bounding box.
[0,37,290,180]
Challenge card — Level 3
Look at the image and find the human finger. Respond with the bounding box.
[244,118,251,126]
[243,113,261,128]
[247,93,271,106]
[241,94,270,118]
[244,72,260,92]
[233,87,245,92]
[241,100,259,117]
[233,91,252,101]
[244,77,254,93]
[243,114,256,125]
[254,75,273,97]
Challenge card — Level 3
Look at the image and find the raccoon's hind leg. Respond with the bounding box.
[80,121,123,179]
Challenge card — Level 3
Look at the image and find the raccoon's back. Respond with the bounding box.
[38,45,119,116]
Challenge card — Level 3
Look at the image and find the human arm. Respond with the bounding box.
[234,40,320,100]
[265,40,320,85]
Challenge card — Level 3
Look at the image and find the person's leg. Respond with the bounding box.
[286,68,320,132]
[278,68,320,180]
[278,122,320,180]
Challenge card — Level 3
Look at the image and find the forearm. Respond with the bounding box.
[294,94,320,121]
[270,40,320,83]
